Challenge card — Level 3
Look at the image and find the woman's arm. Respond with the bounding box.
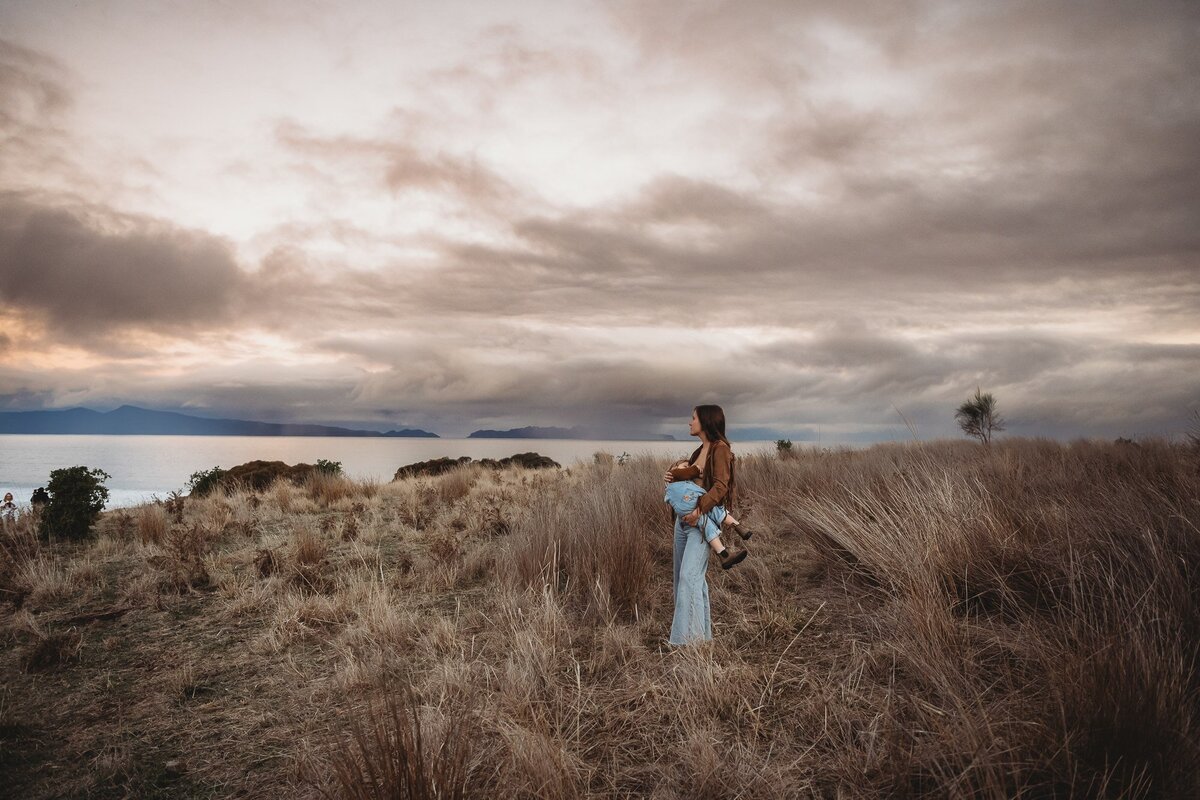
[696,443,732,514]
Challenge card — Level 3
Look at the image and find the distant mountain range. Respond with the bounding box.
[0,406,439,437]
[0,405,690,440]
[468,425,677,441]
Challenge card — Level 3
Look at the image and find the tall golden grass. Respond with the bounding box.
[0,438,1196,798]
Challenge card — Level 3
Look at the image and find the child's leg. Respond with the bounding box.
[701,506,727,552]
[699,503,748,568]
[722,511,753,541]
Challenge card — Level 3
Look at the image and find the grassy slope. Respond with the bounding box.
[1,439,1198,799]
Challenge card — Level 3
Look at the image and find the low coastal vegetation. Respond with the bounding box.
[1,439,1198,798]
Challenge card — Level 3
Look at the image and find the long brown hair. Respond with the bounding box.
[694,404,729,445]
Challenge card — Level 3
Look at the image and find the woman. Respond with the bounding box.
[663,404,748,646]
[1,492,17,522]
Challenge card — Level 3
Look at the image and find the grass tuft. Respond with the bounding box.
[326,685,474,800]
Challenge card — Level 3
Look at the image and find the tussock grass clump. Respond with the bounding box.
[136,504,169,545]
[290,529,333,593]
[305,471,364,507]
[14,555,73,611]
[327,685,475,800]
[434,464,478,505]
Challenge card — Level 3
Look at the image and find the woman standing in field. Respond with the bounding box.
[663,404,750,646]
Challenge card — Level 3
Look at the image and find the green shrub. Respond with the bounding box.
[776,439,793,453]
[39,466,111,540]
[316,458,343,476]
[187,466,227,498]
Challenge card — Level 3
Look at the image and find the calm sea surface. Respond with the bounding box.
[0,435,780,508]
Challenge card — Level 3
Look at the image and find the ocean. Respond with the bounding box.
[0,435,781,508]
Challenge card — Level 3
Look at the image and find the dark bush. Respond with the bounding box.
[316,458,343,476]
[187,466,227,497]
[393,453,559,481]
[220,460,318,492]
[39,466,110,540]
[394,456,472,480]
[496,452,559,470]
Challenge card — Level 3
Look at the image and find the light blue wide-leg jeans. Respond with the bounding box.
[669,515,713,645]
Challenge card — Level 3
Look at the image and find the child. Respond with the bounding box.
[663,461,752,569]
[1,492,16,522]
[667,459,754,540]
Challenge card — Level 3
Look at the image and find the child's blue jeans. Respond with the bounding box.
[663,480,726,543]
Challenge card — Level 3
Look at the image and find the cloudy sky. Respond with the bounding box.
[1,0,1198,440]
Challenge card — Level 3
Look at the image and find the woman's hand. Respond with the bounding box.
[663,470,674,483]
[682,509,700,526]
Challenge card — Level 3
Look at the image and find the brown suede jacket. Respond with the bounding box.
[667,439,736,515]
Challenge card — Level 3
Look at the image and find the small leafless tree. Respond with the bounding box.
[955,388,1006,444]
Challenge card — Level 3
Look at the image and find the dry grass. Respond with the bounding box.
[306,472,377,508]
[1,439,1197,799]
[136,504,169,545]
[325,684,474,800]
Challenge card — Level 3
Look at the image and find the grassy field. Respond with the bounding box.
[2,438,1198,799]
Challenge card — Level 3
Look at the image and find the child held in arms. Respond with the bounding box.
[663,460,753,569]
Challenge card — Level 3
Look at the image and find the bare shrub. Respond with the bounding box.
[163,491,186,523]
[427,530,462,567]
[150,523,214,592]
[396,482,439,531]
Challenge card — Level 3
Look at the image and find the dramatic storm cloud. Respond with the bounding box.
[0,0,1197,439]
